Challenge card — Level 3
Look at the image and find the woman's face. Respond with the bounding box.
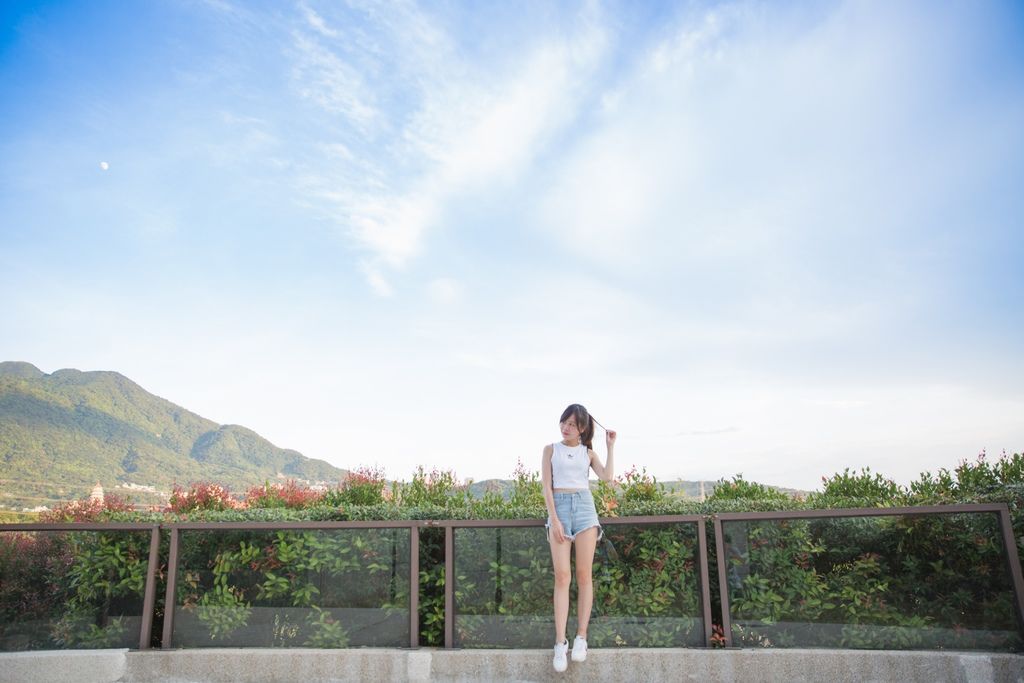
[560,416,582,440]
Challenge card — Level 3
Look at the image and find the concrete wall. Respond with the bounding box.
[2,648,1022,683]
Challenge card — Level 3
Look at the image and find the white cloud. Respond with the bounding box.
[290,32,379,131]
[360,262,393,297]
[300,2,338,39]
[287,2,609,289]
[350,194,435,267]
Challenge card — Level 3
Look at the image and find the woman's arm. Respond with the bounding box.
[589,429,617,482]
[541,444,567,542]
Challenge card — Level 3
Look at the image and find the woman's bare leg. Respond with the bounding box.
[549,533,573,644]
[573,526,599,638]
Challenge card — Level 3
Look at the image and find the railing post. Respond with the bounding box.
[444,524,454,649]
[138,526,161,649]
[161,526,179,649]
[713,515,733,647]
[696,518,713,647]
[996,507,1024,639]
[409,524,419,649]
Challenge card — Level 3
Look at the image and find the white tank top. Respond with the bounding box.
[550,442,591,489]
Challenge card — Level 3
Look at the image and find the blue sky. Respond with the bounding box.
[1,0,1022,490]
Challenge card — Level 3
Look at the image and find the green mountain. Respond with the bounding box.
[0,361,347,509]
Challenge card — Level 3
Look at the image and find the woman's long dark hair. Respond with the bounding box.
[560,403,596,450]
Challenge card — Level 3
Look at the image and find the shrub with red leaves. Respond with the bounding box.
[166,482,239,513]
[41,494,134,523]
[0,530,76,640]
[244,480,324,509]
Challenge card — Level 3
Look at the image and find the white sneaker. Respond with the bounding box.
[553,639,569,672]
[571,635,588,662]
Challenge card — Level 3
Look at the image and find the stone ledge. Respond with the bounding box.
[1,648,1022,683]
[0,649,127,683]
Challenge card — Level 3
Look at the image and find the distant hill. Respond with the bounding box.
[0,361,347,509]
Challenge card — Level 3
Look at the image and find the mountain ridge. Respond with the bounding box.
[0,361,347,509]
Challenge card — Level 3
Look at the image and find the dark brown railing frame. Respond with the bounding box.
[3,504,1023,652]
[435,515,714,648]
[712,503,1024,648]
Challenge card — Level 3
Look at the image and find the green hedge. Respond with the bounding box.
[2,453,1023,650]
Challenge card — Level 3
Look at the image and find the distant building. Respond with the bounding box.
[699,481,706,502]
[90,482,104,503]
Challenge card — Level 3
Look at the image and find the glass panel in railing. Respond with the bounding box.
[172,527,410,648]
[454,526,552,648]
[722,513,1021,650]
[0,529,150,651]
[454,521,704,648]
[592,522,705,648]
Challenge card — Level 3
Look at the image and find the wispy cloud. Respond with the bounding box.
[360,262,394,297]
[285,1,610,293]
[290,32,379,131]
[299,3,339,39]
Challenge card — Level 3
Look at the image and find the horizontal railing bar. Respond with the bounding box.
[168,520,420,530]
[431,519,543,528]
[0,523,159,531]
[602,514,706,525]
[714,503,1007,521]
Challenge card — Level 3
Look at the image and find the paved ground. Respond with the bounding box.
[2,647,1023,683]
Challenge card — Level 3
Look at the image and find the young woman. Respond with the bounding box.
[541,403,616,672]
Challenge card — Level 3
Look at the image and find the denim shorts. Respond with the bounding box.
[546,490,603,542]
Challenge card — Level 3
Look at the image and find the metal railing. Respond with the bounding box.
[713,503,1024,648]
[431,515,712,648]
[3,504,1023,651]
[0,523,161,650]
[161,521,422,649]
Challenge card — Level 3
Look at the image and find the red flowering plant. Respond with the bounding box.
[245,480,324,509]
[166,482,239,514]
[0,528,78,648]
[41,494,134,523]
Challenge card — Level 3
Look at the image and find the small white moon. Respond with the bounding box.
[99,161,109,171]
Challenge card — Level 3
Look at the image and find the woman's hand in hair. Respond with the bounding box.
[606,429,617,450]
